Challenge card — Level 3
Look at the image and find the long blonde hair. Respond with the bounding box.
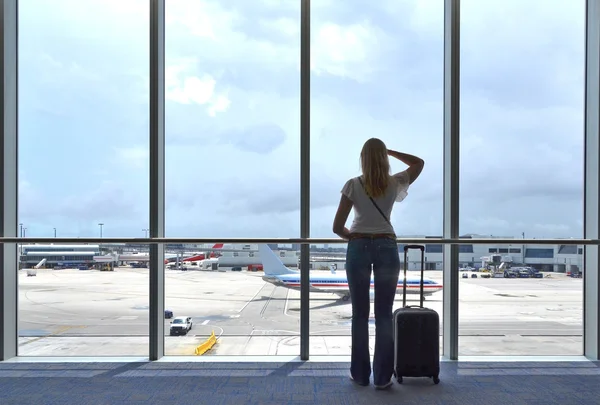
[360,138,390,198]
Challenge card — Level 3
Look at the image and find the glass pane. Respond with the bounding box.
[309,0,444,356]
[18,0,149,356]
[164,0,301,357]
[165,0,301,239]
[164,243,300,356]
[459,0,585,355]
[18,243,150,356]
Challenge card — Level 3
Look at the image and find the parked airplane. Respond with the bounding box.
[181,243,224,262]
[162,243,226,265]
[258,244,443,301]
[187,243,298,267]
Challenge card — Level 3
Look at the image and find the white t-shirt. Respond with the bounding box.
[340,171,410,235]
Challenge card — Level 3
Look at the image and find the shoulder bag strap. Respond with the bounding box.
[357,177,392,227]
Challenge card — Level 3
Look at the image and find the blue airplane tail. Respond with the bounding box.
[258,244,298,276]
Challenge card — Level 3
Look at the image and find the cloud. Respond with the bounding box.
[19,178,147,237]
[166,61,231,116]
[311,21,389,82]
[15,0,587,240]
[19,179,48,218]
[219,123,286,154]
[114,147,149,169]
[57,181,141,221]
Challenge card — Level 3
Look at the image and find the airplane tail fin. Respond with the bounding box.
[329,264,336,274]
[209,243,224,258]
[258,244,298,276]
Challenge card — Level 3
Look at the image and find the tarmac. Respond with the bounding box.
[17,266,583,357]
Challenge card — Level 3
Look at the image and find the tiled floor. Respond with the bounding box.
[0,360,598,404]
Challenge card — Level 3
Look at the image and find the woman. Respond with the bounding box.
[332,138,424,390]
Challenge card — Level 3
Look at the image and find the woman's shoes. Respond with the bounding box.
[350,375,393,389]
[349,375,369,386]
[374,381,393,390]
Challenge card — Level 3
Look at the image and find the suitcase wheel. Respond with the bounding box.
[396,376,402,384]
[432,376,440,384]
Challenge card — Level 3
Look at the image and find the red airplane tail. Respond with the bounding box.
[182,243,224,262]
[209,243,224,258]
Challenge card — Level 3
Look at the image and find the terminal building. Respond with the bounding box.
[306,237,583,274]
[19,240,583,274]
[399,236,583,273]
[19,244,100,269]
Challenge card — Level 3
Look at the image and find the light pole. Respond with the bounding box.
[98,223,104,238]
[53,228,56,238]
[18,223,23,265]
[142,228,150,238]
[522,232,526,264]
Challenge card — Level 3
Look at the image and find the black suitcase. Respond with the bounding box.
[393,244,440,384]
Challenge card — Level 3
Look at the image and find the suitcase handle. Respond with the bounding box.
[403,244,425,308]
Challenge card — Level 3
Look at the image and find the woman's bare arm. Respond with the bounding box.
[332,194,353,240]
[388,149,424,184]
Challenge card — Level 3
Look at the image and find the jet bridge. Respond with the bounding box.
[480,255,508,277]
[26,258,47,276]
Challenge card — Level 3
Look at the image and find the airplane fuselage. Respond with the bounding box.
[262,271,443,296]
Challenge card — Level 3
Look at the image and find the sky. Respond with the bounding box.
[16,0,586,241]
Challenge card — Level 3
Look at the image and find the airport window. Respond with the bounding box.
[425,244,443,253]
[458,0,584,357]
[4,0,594,364]
[459,244,474,253]
[558,245,578,255]
[160,0,301,356]
[17,0,151,356]
[309,0,444,355]
[525,248,555,259]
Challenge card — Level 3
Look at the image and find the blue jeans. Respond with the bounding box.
[345,236,400,386]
